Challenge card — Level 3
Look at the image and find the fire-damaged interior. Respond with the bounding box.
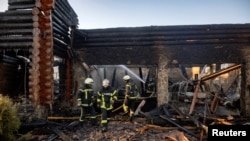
[1,0,250,140]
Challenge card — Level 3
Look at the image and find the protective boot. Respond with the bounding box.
[102,123,108,132]
[91,118,97,126]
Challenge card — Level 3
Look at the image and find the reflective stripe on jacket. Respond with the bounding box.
[77,88,95,107]
[97,86,117,110]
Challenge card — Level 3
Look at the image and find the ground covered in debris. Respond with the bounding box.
[23,116,199,141]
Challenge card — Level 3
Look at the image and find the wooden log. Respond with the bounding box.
[84,33,250,43]
[0,42,33,48]
[0,15,33,22]
[8,4,35,10]
[0,35,33,41]
[0,10,32,15]
[36,0,54,10]
[54,1,72,22]
[0,28,33,35]
[53,27,69,39]
[0,23,32,29]
[36,22,51,29]
[38,15,52,23]
[189,81,201,115]
[210,92,219,113]
[8,0,34,4]
[84,29,250,38]
[52,11,70,29]
[53,5,71,23]
[81,39,250,48]
[32,7,40,15]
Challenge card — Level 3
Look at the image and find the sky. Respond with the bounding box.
[1,0,250,29]
[68,0,250,29]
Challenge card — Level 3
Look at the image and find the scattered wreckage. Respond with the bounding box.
[3,64,249,140]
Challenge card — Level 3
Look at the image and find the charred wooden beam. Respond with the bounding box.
[0,10,32,15]
[52,11,70,27]
[160,115,199,139]
[0,23,33,28]
[8,0,34,4]
[83,28,250,38]
[54,0,74,25]
[78,39,250,48]
[0,42,32,48]
[0,28,33,35]
[53,25,69,39]
[83,34,250,43]
[8,4,35,10]
[0,54,20,64]
[0,15,33,23]
[0,35,33,42]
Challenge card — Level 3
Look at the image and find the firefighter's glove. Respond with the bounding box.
[77,100,81,107]
[97,103,100,108]
[111,100,114,104]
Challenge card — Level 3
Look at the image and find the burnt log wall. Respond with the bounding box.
[0,0,78,106]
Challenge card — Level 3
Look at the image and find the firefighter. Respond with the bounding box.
[97,79,117,132]
[77,77,97,126]
[145,78,156,97]
[122,75,138,121]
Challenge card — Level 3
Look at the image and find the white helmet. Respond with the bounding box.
[84,78,94,84]
[123,75,130,80]
[102,79,110,87]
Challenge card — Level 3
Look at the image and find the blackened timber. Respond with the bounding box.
[0,35,33,41]
[0,10,32,15]
[83,34,250,43]
[54,37,68,47]
[55,0,78,26]
[52,8,69,28]
[8,4,35,10]
[0,15,33,23]
[53,24,70,38]
[52,8,71,27]
[0,55,20,64]
[8,0,34,4]
[79,39,250,47]
[53,33,70,44]
[83,29,250,38]
[52,12,69,30]
[0,29,33,35]
[0,23,33,28]
[0,42,32,48]
[54,1,72,25]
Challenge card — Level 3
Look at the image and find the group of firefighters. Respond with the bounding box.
[76,75,155,132]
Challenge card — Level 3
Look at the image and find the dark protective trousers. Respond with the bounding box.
[80,106,96,125]
[100,108,112,128]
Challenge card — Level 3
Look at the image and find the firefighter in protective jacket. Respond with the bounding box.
[77,78,97,125]
[97,79,117,132]
[122,75,138,121]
